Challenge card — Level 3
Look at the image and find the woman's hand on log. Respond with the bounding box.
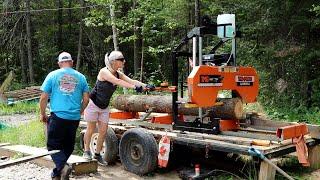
[135,85,143,93]
[145,84,156,91]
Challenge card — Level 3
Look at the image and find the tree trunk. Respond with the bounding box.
[57,0,63,51]
[140,38,144,81]
[19,33,27,83]
[110,0,118,51]
[133,0,141,75]
[26,0,34,84]
[76,25,83,70]
[0,71,14,94]
[76,0,84,71]
[68,0,72,35]
[188,0,193,26]
[112,95,244,119]
[194,0,200,27]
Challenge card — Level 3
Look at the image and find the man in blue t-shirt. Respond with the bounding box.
[39,52,89,180]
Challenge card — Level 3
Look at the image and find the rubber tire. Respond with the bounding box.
[103,127,119,164]
[79,130,85,150]
[89,127,119,164]
[119,128,158,175]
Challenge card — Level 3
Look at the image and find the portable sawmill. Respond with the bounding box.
[80,14,320,179]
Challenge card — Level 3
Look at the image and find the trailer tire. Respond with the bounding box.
[79,130,85,150]
[90,127,119,164]
[119,128,158,175]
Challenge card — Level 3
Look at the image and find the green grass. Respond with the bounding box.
[0,102,39,115]
[0,101,84,155]
[264,106,320,125]
[244,102,320,125]
[0,119,83,155]
[0,120,46,147]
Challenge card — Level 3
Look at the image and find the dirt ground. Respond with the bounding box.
[2,160,320,180]
[73,162,180,180]
[308,170,320,180]
[0,161,180,180]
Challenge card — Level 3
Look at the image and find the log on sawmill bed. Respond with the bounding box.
[112,95,243,119]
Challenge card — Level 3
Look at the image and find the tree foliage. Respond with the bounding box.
[1,0,320,116]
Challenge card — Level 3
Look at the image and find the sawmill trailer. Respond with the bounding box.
[80,14,320,180]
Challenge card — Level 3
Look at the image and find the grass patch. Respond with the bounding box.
[0,102,39,115]
[0,120,46,147]
[0,118,83,156]
[244,102,320,125]
[264,106,320,125]
[74,128,84,155]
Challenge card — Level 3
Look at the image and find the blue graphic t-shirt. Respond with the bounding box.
[41,67,89,120]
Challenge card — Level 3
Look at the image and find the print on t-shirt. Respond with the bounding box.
[59,74,78,94]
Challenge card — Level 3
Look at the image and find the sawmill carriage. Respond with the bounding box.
[80,14,320,179]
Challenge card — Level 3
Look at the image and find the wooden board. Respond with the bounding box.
[0,143,10,147]
[0,145,97,175]
[109,118,172,129]
[0,150,59,168]
[308,145,320,169]
[3,86,42,102]
[258,160,277,180]
[245,113,320,139]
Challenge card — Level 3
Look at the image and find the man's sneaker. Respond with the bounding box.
[60,164,72,180]
[51,171,60,180]
[93,154,108,166]
[82,151,92,160]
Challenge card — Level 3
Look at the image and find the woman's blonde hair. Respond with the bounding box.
[104,51,124,69]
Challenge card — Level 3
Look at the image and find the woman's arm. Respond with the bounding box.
[118,71,146,87]
[99,68,136,89]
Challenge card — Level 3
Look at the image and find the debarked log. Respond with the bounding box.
[112,95,243,119]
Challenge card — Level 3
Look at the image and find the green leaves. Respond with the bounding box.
[312,4,320,16]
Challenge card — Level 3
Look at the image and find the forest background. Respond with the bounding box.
[1,0,320,122]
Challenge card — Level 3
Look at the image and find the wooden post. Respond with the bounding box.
[259,160,276,180]
[308,145,320,169]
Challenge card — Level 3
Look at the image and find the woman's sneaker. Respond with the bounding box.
[93,154,108,166]
[82,151,92,160]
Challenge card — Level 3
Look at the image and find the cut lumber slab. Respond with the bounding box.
[0,145,97,175]
[245,113,320,139]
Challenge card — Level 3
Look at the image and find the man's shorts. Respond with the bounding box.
[84,100,109,124]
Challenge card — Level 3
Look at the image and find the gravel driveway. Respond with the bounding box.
[0,161,180,180]
[0,113,37,126]
[0,162,51,180]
